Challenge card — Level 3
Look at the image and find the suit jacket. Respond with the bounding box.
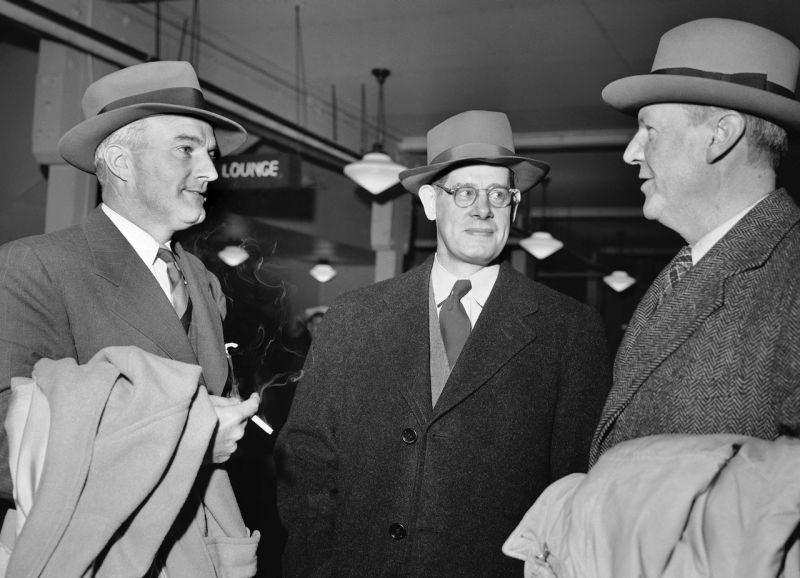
[276,257,611,578]
[0,207,229,500]
[591,190,800,464]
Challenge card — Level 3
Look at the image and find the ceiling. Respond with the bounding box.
[8,0,800,292]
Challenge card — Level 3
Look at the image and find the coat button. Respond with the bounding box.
[389,523,407,540]
[401,428,417,444]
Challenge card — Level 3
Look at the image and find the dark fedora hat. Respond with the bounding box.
[602,18,800,133]
[398,110,549,194]
[58,60,247,173]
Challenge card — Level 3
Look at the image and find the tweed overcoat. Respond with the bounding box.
[591,190,800,464]
[276,257,611,578]
[0,207,229,501]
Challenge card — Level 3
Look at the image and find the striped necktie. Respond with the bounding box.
[439,279,472,368]
[658,245,693,308]
[157,247,192,333]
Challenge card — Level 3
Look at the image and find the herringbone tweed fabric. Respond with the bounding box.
[591,190,800,465]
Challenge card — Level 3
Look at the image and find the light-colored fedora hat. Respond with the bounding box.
[58,60,247,173]
[602,18,800,133]
[398,110,550,194]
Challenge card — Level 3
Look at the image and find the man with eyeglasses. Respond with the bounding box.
[276,110,611,577]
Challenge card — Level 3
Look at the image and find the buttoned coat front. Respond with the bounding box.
[591,190,800,463]
[276,258,611,578]
[0,207,229,501]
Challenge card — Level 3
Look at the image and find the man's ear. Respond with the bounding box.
[102,144,132,182]
[706,111,746,164]
[418,184,438,221]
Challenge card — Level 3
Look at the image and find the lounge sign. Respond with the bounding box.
[215,153,297,190]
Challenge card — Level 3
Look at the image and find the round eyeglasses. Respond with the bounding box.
[434,183,519,208]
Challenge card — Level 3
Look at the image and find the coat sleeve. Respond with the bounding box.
[275,303,348,578]
[0,240,77,503]
[550,305,612,479]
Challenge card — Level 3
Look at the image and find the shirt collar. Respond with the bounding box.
[101,203,166,266]
[431,255,500,307]
[691,193,769,264]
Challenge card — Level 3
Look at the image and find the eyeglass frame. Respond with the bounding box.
[432,182,520,209]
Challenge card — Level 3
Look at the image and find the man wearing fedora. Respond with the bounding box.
[0,61,260,562]
[276,110,611,576]
[590,18,800,464]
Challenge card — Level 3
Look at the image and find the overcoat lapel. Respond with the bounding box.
[380,259,438,423]
[82,209,199,366]
[434,263,538,418]
[176,242,228,391]
[596,190,800,440]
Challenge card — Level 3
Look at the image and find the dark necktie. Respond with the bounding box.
[157,247,192,333]
[658,245,693,307]
[439,279,472,368]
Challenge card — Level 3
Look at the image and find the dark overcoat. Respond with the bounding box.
[0,207,229,500]
[591,190,800,463]
[276,257,611,577]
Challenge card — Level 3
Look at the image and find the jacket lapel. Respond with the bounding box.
[597,190,800,440]
[380,258,437,423]
[83,209,199,365]
[433,262,538,418]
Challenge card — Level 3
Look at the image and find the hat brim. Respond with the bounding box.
[399,156,550,194]
[57,103,247,173]
[602,73,800,133]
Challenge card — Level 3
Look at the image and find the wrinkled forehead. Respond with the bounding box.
[439,164,513,186]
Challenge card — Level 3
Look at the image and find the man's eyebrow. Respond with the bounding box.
[171,133,208,146]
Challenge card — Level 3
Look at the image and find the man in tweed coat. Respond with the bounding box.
[276,110,611,577]
[590,18,800,464]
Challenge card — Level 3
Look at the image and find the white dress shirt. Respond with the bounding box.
[101,204,175,304]
[691,194,769,264]
[431,255,500,328]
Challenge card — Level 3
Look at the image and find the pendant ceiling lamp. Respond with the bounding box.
[309,261,337,283]
[217,245,249,267]
[344,68,407,194]
[520,232,564,260]
[519,178,563,260]
[603,270,636,292]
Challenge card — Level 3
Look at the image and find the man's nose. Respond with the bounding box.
[198,151,219,181]
[623,131,644,166]
[470,191,494,219]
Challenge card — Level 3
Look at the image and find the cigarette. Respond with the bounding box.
[251,414,274,435]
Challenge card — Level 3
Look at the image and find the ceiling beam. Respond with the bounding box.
[398,128,633,153]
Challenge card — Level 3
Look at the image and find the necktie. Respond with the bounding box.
[439,279,472,367]
[157,247,192,333]
[658,245,693,307]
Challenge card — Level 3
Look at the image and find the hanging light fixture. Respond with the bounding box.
[344,68,407,194]
[520,178,563,260]
[309,260,337,283]
[217,245,249,267]
[520,232,564,260]
[603,270,636,292]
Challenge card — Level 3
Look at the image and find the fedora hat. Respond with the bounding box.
[398,110,549,194]
[602,18,800,133]
[58,60,247,173]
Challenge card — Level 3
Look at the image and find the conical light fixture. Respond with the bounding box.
[344,68,407,194]
[309,261,337,283]
[520,178,563,260]
[603,270,636,292]
[520,231,564,260]
[217,245,249,267]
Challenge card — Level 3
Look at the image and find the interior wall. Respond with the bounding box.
[0,23,44,244]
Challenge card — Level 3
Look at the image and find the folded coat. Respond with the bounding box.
[1,345,258,577]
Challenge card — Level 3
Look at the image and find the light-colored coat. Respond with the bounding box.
[591,190,800,463]
[0,207,229,500]
[1,346,258,577]
[276,258,611,577]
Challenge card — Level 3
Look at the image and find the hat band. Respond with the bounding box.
[430,142,516,165]
[99,87,206,114]
[652,67,796,99]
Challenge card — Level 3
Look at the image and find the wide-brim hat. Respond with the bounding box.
[602,18,800,133]
[58,61,247,173]
[399,110,550,194]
